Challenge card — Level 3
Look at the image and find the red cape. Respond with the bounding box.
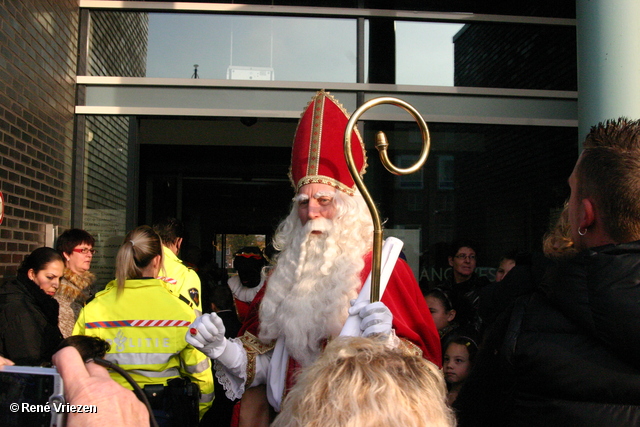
[239,253,442,367]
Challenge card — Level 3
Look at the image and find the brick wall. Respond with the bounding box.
[79,11,148,288]
[89,11,148,78]
[0,0,79,278]
[83,11,148,216]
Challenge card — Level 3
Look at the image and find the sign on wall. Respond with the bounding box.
[0,191,4,225]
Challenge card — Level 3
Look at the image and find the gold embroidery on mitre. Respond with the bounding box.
[288,90,369,195]
[307,92,324,178]
[296,175,356,196]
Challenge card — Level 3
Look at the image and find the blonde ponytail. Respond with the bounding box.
[115,225,163,296]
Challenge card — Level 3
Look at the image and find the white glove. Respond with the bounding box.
[186,313,228,359]
[348,300,393,337]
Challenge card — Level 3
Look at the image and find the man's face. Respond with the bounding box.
[448,246,476,279]
[296,183,336,227]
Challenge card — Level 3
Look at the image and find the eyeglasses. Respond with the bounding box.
[73,248,97,255]
[454,254,476,260]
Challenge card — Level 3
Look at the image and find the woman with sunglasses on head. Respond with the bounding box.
[0,247,65,365]
[55,228,97,338]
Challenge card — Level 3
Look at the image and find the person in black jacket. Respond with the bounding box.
[455,117,640,426]
[0,247,65,366]
[440,240,490,334]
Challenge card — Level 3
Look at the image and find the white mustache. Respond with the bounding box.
[303,218,333,234]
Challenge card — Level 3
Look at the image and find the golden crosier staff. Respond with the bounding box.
[343,97,431,303]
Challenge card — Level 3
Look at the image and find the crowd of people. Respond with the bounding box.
[1,91,640,427]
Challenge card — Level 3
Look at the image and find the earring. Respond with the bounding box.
[578,227,587,236]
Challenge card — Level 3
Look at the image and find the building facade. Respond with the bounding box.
[0,0,579,286]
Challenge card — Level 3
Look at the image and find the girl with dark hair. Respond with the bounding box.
[0,247,65,365]
[73,225,213,426]
[425,287,457,332]
[425,287,477,354]
[444,336,478,406]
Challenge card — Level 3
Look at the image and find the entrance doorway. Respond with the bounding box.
[137,116,297,269]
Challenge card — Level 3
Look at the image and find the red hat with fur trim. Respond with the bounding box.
[289,90,367,196]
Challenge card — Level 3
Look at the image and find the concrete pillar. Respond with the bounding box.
[576,0,640,143]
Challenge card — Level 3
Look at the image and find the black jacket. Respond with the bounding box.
[0,274,63,366]
[441,272,490,333]
[456,242,640,426]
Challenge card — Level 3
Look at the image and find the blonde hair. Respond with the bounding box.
[115,225,163,295]
[272,337,456,427]
[542,202,577,259]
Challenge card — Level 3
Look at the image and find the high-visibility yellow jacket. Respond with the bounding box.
[158,246,202,314]
[73,278,213,419]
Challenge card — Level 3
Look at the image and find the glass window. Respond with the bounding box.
[395,21,465,86]
[361,121,578,287]
[81,116,132,289]
[394,21,576,90]
[87,11,575,90]
[89,11,358,83]
[147,1,575,19]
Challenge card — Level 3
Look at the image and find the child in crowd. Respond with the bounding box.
[425,287,476,353]
[443,336,477,406]
[425,287,457,333]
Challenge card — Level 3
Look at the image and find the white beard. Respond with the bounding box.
[259,199,372,367]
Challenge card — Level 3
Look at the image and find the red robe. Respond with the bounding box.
[234,298,251,323]
[239,253,441,367]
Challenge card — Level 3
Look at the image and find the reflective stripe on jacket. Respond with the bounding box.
[73,278,213,418]
[158,246,202,314]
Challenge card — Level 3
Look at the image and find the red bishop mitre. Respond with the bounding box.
[289,90,367,196]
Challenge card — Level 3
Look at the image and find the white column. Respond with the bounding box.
[576,0,640,143]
